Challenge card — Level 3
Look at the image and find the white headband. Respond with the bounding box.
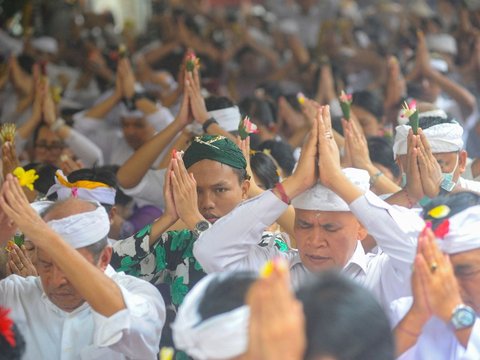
[172,273,250,360]
[47,205,110,249]
[119,103,174,132]
[437,205,480,254]
[46,170,116,206]
[207,106,242,132]
[393,121,464,158]
[292,168,370,211]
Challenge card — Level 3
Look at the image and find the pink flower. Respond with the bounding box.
[339,90,352,104]
[402,100,417,118]
[243,117,258,134]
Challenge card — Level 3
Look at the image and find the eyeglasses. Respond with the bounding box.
[35,142,65,151]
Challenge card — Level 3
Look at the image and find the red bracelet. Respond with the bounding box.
[274,182,291,205]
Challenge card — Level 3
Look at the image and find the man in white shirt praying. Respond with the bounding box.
[192,105,425,310]
[0,174,165,359]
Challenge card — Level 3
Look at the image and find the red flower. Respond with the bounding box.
[0,307,16,348]
[434,219,450,239]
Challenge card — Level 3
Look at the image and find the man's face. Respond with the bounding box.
[34,127,65,165]
[121,117,154,150]
[451,248,480,314]
[188,159,249,223]
[294,210,366,272]
[37,247,97,312]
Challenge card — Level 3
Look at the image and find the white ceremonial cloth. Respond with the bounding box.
[0,266,165,360]
[193,190,425,311]
[391,297,480,360]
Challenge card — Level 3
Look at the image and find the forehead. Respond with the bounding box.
[37,246,93,263]
[38,127,61,141]
[188,159,240,187]
[295,209,356,223]
[121,117,146,126]
[450,248,480,265]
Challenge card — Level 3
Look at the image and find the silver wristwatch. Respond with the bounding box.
[451,304,476,330]
[192,220,211,239]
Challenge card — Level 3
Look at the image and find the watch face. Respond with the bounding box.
[196,221,210,232]
[452,305,476,330]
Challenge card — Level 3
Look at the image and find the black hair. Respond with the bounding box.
[367,137,400,178]
[198,271,257,321]
[258,140,296,176]
[231,167,250,184]
[239,97,276,129]
[352,90,384,122]
[205,96,235,112]
[422,191,480,230]
[23,162,58,195]
[419,113,458,130]
[0,322,26,360]
[99,165,132,207]
[296,271,395,360]
[67,167,118,190]
[250,152,280,189]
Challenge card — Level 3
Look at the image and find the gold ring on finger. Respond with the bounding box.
[430,262,438,273]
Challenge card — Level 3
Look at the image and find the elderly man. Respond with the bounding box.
[393,191,480,359]
[192,106,425,310]
[0,174,165,359]
[393,108,480,195]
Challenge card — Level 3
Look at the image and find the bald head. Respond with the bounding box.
[43,198,97,223]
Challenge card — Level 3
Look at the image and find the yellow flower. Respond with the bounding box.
[260,260,275,278]
[13,167,39,191]
[159,347,174,360]
[427,205,451,219]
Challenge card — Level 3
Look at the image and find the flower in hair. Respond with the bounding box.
[339,90,353,121]
[238,116,259,140]
[13,167,39,191]
[401,100,419,134]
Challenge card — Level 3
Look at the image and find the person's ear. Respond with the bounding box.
[108,206,117,225]
[97,246,112,271]
[241,179,250,199]
[458,150,468,174]
[356,222,368,241]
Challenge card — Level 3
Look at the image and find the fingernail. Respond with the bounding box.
[172,149,177,158]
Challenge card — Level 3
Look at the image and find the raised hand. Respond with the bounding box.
[170,152,203,229]
[405,130,424,201]
[163,156,179,224]
[6,243,38,277]
[119,58,136,99]
[185,66,209,124]
[2,142,20,179]
[244,259,305,360]
[0,174,47,243]
[317,105,342,188]
[415,226,463,323]
[416,129,442,198]
[342,118,373,171]
[41,79,57,127]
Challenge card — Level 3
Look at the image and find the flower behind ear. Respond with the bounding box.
[13,167,39,191]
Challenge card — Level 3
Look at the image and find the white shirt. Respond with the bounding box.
[0,266,165,360]
[391,297,480,360]
[120,168,167,209]
[193,190,425,311]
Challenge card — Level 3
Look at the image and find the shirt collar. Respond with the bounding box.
[343,241,368,276]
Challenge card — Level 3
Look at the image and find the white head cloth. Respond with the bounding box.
[46,170,116,206]
[292,168,370,211]
[207,106,242,132]
[172,272,250,360]
[31,36,58,54]
[393,111,464,158]
[426,33,457,55]
[30,200,55,214]
[119,102,173,132]
[437,205,480,254]
[47,205,110,249]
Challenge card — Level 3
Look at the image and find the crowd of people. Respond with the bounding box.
[1,0,480,359]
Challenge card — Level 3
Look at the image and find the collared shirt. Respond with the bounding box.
[193,190,425,311]
[0,266,165,360]
[391,297,480,360]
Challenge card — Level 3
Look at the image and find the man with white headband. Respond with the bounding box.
[393,108,480,195]
[0,174,165,359]
[193,106,425,310]
[392,191,480,359]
